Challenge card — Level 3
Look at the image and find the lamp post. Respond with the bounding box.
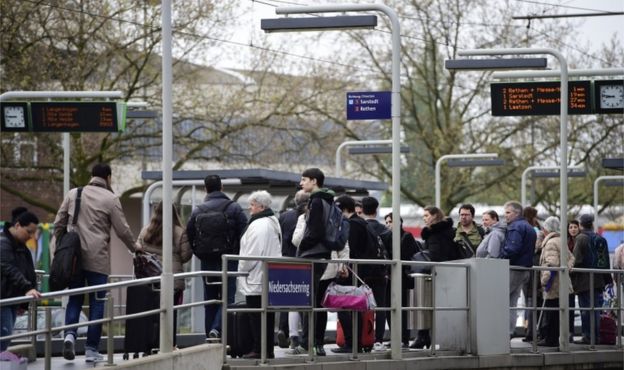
[263,4,403,359]
[594,176,624,215]
[521,166,585,207]
[456,47,570,351]
[435,153,499,208]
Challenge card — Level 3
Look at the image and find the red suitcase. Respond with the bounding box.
[336,310,375,350]
[599,313,617,345]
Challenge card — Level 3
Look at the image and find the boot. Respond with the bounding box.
[410,330,431,349]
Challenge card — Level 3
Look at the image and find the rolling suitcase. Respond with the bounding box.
[226,302,253,358]
[123,284,160,359]
[335,310,375,350]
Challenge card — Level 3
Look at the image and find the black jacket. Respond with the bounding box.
[421,218,458,262]
[347,215,380,278]
[400,230,420,289]
[298,189,334,259]
[278,208,300,258]
[186,191,248,255]
[0,224,37,305]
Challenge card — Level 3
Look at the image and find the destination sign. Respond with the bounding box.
[491,81,591,116]
[346,91,391,120]
[30,102,123,132]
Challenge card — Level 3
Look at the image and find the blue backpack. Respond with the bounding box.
[589,234,610,270]
[322,201,350,251]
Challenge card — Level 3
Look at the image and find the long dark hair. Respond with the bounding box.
[523,206,540,228]
[143,202,182,245]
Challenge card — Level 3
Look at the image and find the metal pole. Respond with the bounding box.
[160,0,174,354]
[593,175,624,216]
[435,153,498,208]
[459,47,571,352]
[106,294,114,365]
[44,308,52,370]
[335,139,392,177]
[522,166,585,207]
[221,255,229,364]
[276,3,402,359]
[63,133,70,195]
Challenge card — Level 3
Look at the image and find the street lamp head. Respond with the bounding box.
[444,58,547,71]
[261,15,377,33]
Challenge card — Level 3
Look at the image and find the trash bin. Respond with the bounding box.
[411,273,432,330]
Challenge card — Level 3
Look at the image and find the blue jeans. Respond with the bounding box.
[65,270,108,351]
[0,306,17,351]
[577,289,603,341]
[201,258,237,336]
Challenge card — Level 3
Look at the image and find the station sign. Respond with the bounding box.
[267,262,312,308]
[490,81,591,116]
[346,91,391,120]
[1,101,127,132]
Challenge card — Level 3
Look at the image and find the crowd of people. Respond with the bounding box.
[1,164,623,361]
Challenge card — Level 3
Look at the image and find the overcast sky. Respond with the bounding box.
[213,0,623,70]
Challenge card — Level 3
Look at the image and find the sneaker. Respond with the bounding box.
[62,334,75,361]
[277,330,289,348]
[287,345,307,355]
[208,329,221,339]
[84,349,103,363]
[372,342,385,352]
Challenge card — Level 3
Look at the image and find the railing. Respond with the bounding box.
[3,260,622,369]
[221,254,472,364]
[0,271,246,370]
[510,265,623,353]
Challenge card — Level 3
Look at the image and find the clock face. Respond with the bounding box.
[600,84,624,109]
[3,106,26,128]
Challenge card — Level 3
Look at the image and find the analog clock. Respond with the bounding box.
[3,105,26,128]
[1,102,29,131]
[599,84,624,109]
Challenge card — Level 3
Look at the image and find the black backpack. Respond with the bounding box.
[589,233,610,270]
[192,200,235,259]
[50,187,84,291]
[364,223,390,261]
[322,201,350,252]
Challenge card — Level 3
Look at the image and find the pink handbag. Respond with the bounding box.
[321,267,377,311]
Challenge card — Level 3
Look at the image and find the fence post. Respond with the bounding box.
[106,293,115,365]
[44,307,52,370]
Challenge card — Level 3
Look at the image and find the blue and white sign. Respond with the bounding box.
[268,262,313,307]
[346,91,391,120]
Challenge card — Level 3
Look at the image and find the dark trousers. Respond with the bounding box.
[569,294,575,336]
[364,276,387,343]
[201,258,238,336]
[246,295,275,355]
[302,263,330,347]
[385,283,410,345]
[173,290,183,347]
[543,298,560,344]
[278,311,289,334]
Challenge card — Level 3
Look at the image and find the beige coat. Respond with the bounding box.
[539,232,575,300]
[136,225,192,291]
[53,177,136,275]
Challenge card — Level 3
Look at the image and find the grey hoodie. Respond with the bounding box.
[476,221,506,258]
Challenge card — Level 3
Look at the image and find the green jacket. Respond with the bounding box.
[454,222,484,253]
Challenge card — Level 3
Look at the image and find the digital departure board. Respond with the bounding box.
[491,81,592,116]
[30,102,122,132]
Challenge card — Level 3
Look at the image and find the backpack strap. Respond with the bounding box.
[71,187,83,226]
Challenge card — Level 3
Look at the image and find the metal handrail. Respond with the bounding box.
[221,254,472,363]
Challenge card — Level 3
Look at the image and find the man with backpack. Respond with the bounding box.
[296,168,345,356]
[454,204,485,256]
[571,214,611,344]
[54,163,139,363]
[186,174,247,340]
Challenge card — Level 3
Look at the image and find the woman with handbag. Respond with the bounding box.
[237,191,282,359]
[411,206,456,349]
[136,201,192,347]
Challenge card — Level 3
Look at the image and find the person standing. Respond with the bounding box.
[54,163,139,362]
[297,167,334,356]
[186,174,247,340]
[237,191,282,359]
[571,214,610,344]
[1,210,42,352]
[476,210,506,258]
[538,217,574,347]
[135,201,193,347]
[411,206,457,349]
[454,204,485,255]
[276,190,309,349]
[499,201,536,338]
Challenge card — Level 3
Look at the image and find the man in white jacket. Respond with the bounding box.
[237,190,282,359]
